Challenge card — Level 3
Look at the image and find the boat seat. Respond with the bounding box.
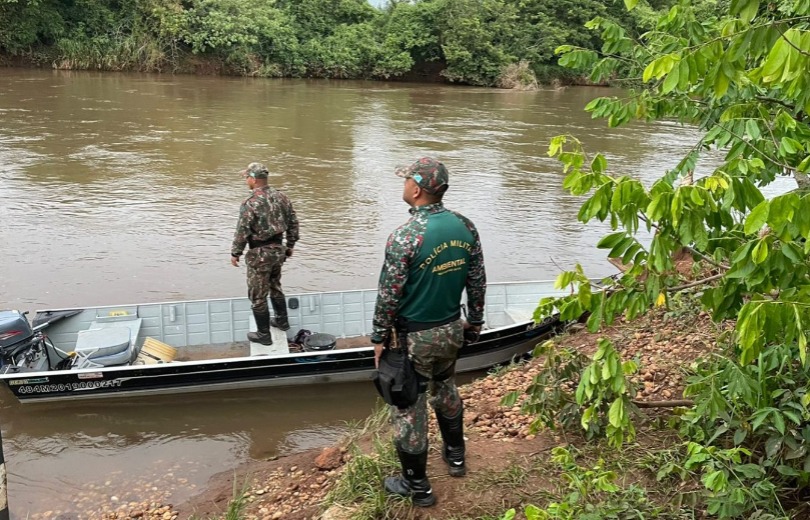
[73,317,142,368]
[134,337,178,365]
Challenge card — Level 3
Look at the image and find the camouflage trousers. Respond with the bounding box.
[245,245,287,313]
[391,318,464,454]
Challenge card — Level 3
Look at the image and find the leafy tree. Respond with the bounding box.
[276,0,377,41]
[526,0,810,515]
[437,0,518,85]
[180,0,286,54]
[0,0,65,53]
[374,0,443,78]
[302,22,382,77]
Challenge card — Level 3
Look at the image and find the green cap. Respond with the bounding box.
[242,162,269,179]
[395,157,449,195]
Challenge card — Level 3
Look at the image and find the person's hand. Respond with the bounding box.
[463,321,481,344]
[285,247,294,258]
[374,344,384,368]
[231,256,240,267]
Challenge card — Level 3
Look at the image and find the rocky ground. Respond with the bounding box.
[43,303,719,520]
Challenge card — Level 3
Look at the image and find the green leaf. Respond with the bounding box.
[781,137,799,155]
[714,70,730,98]
[773,412,786,435]
[735,463,764,478]
[608,398,625,428]
[624,0,639,10]
[766,435,783,458]
[524,505,541,520]
[501,391,520,408]
[776,465,801,477]
[783,409,802,425]
[761,38,788,82]
[751,408,771,431]
[738,0,760,23]
[690,187,705,206]
[500,509,517,520]
[597,232,626,249]
[745,201,770,234]
[745,119,761,140]
[581,404,594,429]
[702,470,727,492]
[591,153,608,174]
[642,60,656,83]
[662,66,679,93]
[751,239,769,264]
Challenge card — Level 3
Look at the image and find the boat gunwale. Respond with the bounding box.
[0,319,539,381]
[29,279,558,314]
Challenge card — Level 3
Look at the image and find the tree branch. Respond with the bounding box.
[633,399,694,408]
[754,96,796,112]
[669,273,725,291]
[775,24,810,57]
[638,214,730,270]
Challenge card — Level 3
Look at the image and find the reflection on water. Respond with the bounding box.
[0,383,378,514]
[0,69,783,517]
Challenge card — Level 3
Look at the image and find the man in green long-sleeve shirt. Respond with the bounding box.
[372,156,486,507]
[231,162,299,345]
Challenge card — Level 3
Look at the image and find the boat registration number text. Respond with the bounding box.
[16,380,124,394]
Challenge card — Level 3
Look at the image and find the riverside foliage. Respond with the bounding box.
[522,0,810,517]
[1,0,671,85]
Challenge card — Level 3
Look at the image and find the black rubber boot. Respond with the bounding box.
[383,448,436,507]
[269,297,290,331]
[436,406,466,477]
[247,309,273,345]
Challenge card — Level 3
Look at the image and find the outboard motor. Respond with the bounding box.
[0,310,39,367]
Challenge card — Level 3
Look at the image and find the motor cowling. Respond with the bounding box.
[0,310,34,352]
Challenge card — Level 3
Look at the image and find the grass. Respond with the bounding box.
[190,473,251,520]
[466,459,532,491]
[486,358,528,378]
[321,402,408,519]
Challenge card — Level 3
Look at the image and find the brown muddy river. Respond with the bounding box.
[0,68,721,517]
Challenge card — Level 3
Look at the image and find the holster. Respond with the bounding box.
[372,320,423,409]
[394,318,428,392]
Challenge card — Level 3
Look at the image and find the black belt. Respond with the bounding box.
[396,311,461,333]
[249,236,283,249]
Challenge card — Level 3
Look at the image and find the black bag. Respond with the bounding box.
[373,347,419,409]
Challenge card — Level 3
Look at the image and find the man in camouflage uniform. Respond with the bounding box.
[231,162,300,345]
[371,157,486,507]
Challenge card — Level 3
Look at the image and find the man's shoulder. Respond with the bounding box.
[445,208,478,229]
[387,216,423,245]
[396,213,424,232]
[266,187,293,205]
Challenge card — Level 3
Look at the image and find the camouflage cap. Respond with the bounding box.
[394,157,449,195]
[242,162,269,179]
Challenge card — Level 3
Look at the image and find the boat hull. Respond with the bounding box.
[2,319,557,403]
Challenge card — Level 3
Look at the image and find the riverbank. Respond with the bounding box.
[166,301,719,519]
[6,294,721,520]
[1,0,628,88]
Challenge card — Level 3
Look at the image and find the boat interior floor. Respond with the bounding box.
[173,333,374,362]
[138,310,525,364]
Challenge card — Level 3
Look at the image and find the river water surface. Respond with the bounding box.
[1,69,713,516]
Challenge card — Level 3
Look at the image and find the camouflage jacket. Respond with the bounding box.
[231,186,299,257]
[371,202,486,343]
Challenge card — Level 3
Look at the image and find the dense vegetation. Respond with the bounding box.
[0,0,673,86]
[510,0,810,517]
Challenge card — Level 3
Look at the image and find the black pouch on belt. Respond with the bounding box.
[372,330,419,409]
